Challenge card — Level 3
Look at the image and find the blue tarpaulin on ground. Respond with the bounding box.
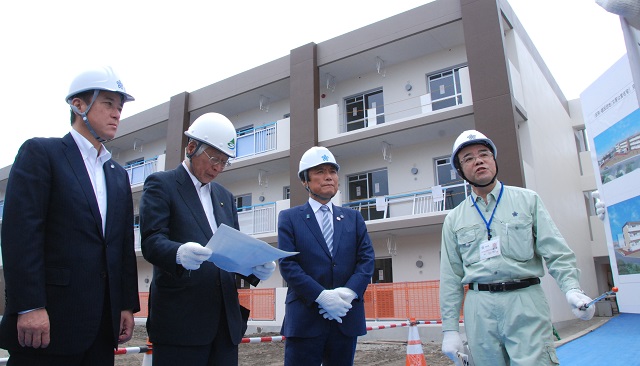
[557,313,640,365]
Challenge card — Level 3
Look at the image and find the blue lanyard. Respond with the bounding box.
[472,183,504,241]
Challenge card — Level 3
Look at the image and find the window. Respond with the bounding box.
[236,125,254,158]
[347,169,388,220]
[575,127,591,175]
[283,186,290,200]
[124,157,146,185]
[372,258,393,284]
[428,66,465,111]
[344,89,384,132]
[236,123,278,158]
[435,156,469,210]
[574,127,590,152]
[235,193,252,212]
[584,190,602,241]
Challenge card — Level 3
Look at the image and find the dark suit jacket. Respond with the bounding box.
[140,164,251,346]
[278,202,375,338]
[0,133,140,354]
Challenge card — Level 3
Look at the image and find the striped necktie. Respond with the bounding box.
[320,205,334,255]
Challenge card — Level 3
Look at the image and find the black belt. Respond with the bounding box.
[469,278,540,292]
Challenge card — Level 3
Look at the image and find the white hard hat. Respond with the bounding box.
[65,66,134,103]
[185,113,237,158]
[298,146,340,181]
[451,130,497,170]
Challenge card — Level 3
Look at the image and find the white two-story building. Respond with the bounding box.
[0,0,612,329]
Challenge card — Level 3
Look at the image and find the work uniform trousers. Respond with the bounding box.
[463,284,560,366]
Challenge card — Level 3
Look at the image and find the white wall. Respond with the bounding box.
[372,232,442,283]
[224,172,291,205]
[227,99,291,129]
[511,28,598,322]
[114,137,167,167]
[319,45,468,126]
[334,139,454,202]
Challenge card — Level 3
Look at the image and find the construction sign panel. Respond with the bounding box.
[581,54,640,314]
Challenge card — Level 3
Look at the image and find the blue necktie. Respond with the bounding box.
[320,205,334,255]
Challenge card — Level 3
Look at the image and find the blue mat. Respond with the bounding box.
[557,313,640,365]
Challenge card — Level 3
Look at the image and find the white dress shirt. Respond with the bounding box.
[71,129,110,236]
[182,161,218,233]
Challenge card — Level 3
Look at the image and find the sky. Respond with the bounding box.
[0,0,627,168]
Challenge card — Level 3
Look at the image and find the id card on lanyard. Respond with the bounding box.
[473,183,504,260]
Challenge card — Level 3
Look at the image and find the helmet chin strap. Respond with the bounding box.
[304,183,335,202]
[70,90,106,143]
[460,162,499,188]
[186,141,204,159]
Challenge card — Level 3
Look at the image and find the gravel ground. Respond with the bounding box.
[1,316,608,365]
[115,325,452,366]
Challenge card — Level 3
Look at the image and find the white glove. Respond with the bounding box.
[442,331,464,366]
[252,261,276,281]
[566,289,596,320]
[319,287,357,320]
[316,289,352,324]
[335,287,357,304]
[593,191,606,221]
[176,242,212,270]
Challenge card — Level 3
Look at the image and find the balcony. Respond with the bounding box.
[317,66,472,143]
[124,155,166,186]
[237,200,290,237]
[236,122,277,158]
[342,183,470,221]
[234,118,290,162]
[233,183,468,241]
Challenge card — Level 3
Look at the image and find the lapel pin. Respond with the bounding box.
[336,217,341,221]
[220,202,224,207]
[110,164,114,168]
[306,214,310,219]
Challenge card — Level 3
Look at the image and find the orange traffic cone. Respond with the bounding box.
[141,338,152,366]
[405,318,427,366]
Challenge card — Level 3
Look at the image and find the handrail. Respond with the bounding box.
[123,156,158,169]
[237,121,277,134]
[342,182,469,207]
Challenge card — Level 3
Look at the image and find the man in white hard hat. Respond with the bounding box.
[0,66,140,365]
[439,130,596,366]
[277,146,375,366]
[139,112,276,366]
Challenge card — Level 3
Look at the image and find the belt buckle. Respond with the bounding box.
[489,282,507,292]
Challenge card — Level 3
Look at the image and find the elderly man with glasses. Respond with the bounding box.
[139,112,275,366]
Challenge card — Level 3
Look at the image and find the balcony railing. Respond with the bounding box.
[236,122,277,158]
[237,202,277,235]
[341,183,470,220]
[124,157,158,186]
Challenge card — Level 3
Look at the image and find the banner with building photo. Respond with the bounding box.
[581,55,640,313]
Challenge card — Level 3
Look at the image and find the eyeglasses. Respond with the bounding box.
[202,149,231,168]
[460,151,493,166]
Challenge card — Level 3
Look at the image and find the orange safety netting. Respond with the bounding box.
[136,280,465,322]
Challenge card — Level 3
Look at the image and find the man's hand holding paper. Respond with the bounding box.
[206,224,297,277]
[252,261,276,281]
